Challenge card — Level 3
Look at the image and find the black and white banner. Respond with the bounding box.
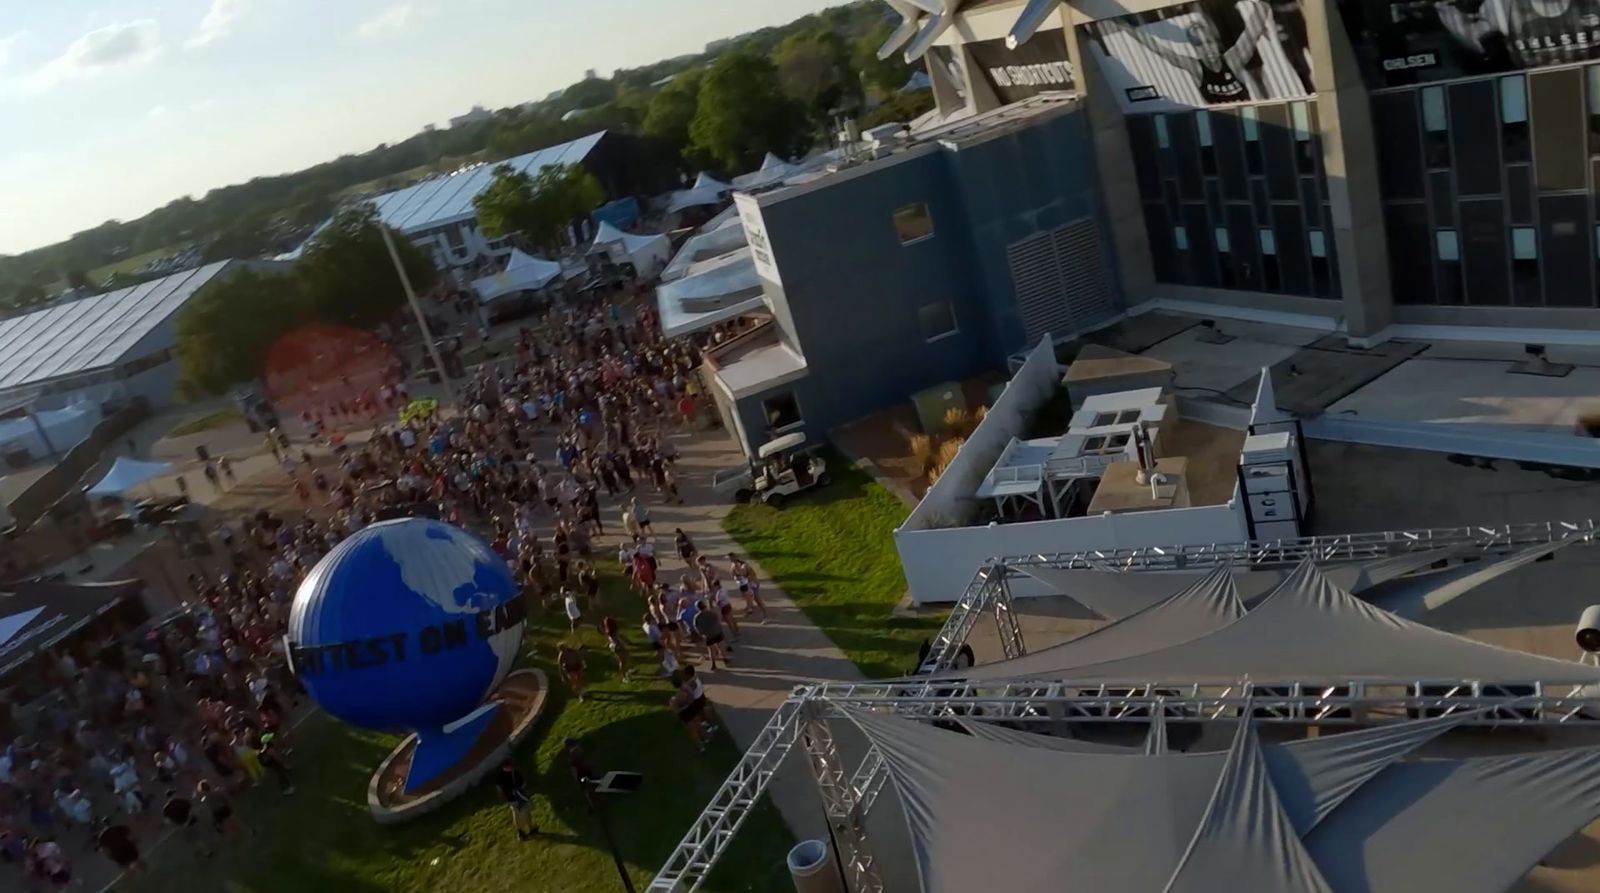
[966,30,1077,104]
[1082,0,1317,111]
[1338,0,1600,88]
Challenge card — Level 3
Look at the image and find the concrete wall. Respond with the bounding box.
[902,336,1062,531]
[897,483,1250,604]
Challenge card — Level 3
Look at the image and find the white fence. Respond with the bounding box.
[901,336,1062,531]
[896,481,1250,604]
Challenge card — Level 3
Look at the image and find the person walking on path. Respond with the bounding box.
[674,528,697,567]
[557,643,587,700]
[728,554,768,622]
[691,599,729,670]
[630,495,653,534]
[600,613,630,680]
[93,820,143,876]
[494,758,539,841]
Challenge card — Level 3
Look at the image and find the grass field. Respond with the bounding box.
[723,455,938,679]
[127,567,793,893]
[167,407,244,438]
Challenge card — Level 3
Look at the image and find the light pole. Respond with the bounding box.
[379,224,457,404]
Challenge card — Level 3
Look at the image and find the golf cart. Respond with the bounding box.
[715,432,829,507]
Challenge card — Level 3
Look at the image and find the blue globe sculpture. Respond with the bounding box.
[286,518,526,793]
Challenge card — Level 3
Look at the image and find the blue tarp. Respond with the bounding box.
[591,196,640,229]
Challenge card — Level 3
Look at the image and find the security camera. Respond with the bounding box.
[1577,605,1600,653]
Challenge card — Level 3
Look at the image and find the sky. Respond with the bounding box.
[0,0,843,255]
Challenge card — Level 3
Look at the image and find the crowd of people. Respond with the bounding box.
[1,277,770,886]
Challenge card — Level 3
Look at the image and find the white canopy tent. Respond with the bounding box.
[665,172,733,215]
[470,249,563,304]
[87,457,173,498]
[661,219,747,283]
[587,221,671,276]
[732,152,798,190]
[0,403,100,458]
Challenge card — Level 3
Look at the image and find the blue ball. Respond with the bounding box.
[286,518,525,732]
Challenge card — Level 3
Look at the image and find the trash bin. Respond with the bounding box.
[787,839,844,893]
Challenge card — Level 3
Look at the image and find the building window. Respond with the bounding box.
[1216,226,1234,288]
[1242,106,1264,175]
[1260,228,1280,291]
[1308,229,1331,297]
[893,203,935,245]
[762,392,804,433]
[1588,67,1600,155]
[1512,225,1540,304]
[1436,229,1462,304]
[1173,224,1189,251]
[919,302,958,342]
[1421,86,1450,169]
[1196,110,1216,175]
[1155,114,1171,149]
[1290,101,1315,174]
[1501,75,1530,163]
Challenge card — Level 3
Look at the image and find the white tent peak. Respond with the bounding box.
[87,457,173,497]
[691,172,730,191]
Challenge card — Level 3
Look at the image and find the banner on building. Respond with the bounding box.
[1337,0,1600,89]
[966,30,1077,104]
[1081,0,1316,112]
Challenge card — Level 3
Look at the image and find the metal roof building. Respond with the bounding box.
[369,131,607,235]
[0,261,236,408]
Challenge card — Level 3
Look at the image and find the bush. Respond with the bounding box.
[930,436,965,483]
[908,433,934,474]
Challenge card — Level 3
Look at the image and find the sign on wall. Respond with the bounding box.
[966,30,1077,104]
[735,192,782,288]
[1081,0,1317,112]
[1337,0,1600,89]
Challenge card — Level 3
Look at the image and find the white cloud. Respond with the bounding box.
[356,4,417,41]
[0,31,30,69]
[186,0,250,49]
[147,104,170,118]
[32,20,162,89]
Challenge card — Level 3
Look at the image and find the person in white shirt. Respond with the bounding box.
[563,589,583,633]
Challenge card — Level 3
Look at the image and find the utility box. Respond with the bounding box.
[911,381,966,433]
[1239,431,1306,541]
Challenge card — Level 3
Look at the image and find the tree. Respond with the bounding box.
[174,267,315,397]
[856,20,917,98]
[297,205,438,327]
[473,163,604,252]
[689,52,811,173]
[776,29,861,127]
[561,77,617,113]
[642,69,703,152]
[859,88,936,129]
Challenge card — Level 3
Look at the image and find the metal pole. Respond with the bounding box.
[378,224,456,403]
[585,785,639,893]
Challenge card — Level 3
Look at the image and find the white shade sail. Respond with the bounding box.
[87,457,173,497]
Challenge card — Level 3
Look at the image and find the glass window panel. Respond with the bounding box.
[1513,225,1538,258]
[1437,229,1460,260]
[1174,224,1189,250]
[1589,67,1600,115]
[1291,101,1312,140]
[1309,229,1327,257]
[1242,106,1260,141]
[1422,87,1447,132]
[1155,114,1170,149]
[1259,228,1277,255]
[1215,227,1230,252]
[1196,110,1213,147]
[893,203,935,244]
[1501,75,1528,123]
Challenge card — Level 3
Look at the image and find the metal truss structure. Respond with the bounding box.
[648,519,1600,893]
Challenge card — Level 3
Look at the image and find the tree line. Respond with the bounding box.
[0,1,928,312]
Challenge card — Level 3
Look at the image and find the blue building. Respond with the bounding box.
[705,97,1121,455]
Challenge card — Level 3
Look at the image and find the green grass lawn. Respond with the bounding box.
[127,567,792,893]
[167,407,244,438]
[723,455,942,679]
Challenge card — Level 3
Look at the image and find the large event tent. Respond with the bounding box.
[732,152,798,190]
[86,457,173,498]
[665,172,732,215]
[470,250,563,304]
[955,557,1600,685]
[854,704,1600,893]
[587,221,671,275]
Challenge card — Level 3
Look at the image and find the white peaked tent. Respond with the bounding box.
[1017,546,1448,620]
[732,152,798,190]
[850,707,1600,893]
[470,249,563,304]
[666,172,733,214]
[87,457,173,497]
[587,221,670,275]
[661,219,746,283]
[1006,559,1600,685]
